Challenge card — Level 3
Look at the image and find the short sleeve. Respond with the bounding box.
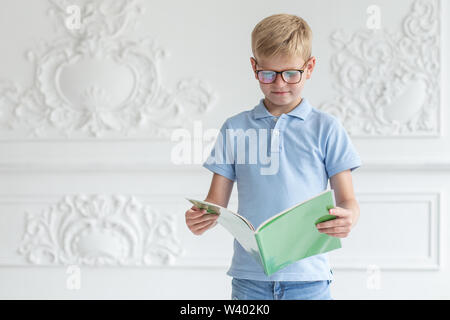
[202,119,236,182]
[324,118,362,178]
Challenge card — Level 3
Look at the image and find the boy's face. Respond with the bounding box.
[250,54,315,108]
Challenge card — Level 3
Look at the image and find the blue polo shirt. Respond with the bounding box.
[202,97,362,281]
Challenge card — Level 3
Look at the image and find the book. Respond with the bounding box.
[186,189,341,276]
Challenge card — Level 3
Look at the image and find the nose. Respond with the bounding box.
[273,73,286,85]
[273,72,287,87]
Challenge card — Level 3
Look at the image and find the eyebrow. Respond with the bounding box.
[256,62,303,70]
[255,58,307,70]
[257,66,301,71]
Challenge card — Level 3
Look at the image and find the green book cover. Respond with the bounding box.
[186,189,341,276]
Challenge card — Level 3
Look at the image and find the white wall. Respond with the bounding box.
[0,0,448,299]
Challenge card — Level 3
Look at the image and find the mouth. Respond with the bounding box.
[273,91,289,95]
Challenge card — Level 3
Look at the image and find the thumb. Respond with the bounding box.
[329,207,347,217]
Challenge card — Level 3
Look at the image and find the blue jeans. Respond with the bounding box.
[231,278,333,300]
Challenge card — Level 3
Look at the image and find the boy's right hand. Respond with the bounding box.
[185,205,219,236]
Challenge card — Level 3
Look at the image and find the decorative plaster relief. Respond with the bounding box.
[18,194,184,266]
[0,0,216,139]
[319,0,440,137]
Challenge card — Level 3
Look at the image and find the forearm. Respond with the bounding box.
[204,173,234,208]
[337,199,360,228]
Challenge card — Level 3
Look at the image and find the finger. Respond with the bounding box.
[187,209,218,220]
[186,212,205,221]
[317,226,351,234]
[196,220,218,233]
[186,208,207,219]
[329,207,350,217]
[187,214,218,227]
[326,232,349,238]
[192,219,216,232]
[316,218,349,229]
[190,213,218,225]
[191,206,206,213]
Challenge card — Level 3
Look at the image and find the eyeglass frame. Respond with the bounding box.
[252,57,310,84]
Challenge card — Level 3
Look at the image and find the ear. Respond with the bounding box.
[305,56,316,80]
[250,57,258,79]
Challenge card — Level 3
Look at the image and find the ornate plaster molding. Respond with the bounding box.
[319,0,440,137]
[0,0,216,139]
[17,194,184,266]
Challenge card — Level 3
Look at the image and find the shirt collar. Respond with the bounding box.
[252,98,312,121]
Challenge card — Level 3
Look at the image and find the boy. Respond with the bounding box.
[185,14,362,300]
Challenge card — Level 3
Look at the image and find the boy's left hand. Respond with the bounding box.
[316,207,353,238]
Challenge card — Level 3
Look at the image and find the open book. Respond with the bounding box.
[186,189,341,276]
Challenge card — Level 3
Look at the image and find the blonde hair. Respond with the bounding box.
[251,14,312,61]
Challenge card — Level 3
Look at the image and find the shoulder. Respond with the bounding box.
[307,104,341,132]
[222,108,255,128]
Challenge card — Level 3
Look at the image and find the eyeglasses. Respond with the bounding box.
[254,58,309,84]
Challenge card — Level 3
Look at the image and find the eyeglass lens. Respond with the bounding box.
[258,70,301,84]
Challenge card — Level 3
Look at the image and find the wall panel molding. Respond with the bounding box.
[0,191,442,273]
[329,191,441,271]
[1,161,450,173]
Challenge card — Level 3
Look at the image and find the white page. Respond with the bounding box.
[216,206,260,255]
[186,198,260,256]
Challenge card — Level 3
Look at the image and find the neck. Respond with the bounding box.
[263,97,303,117]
